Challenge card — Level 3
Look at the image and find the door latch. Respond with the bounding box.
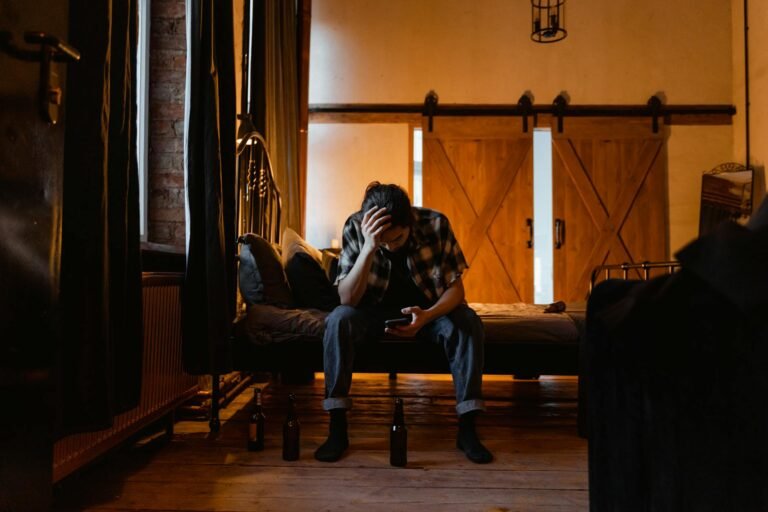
[526,218,533,249]
[555,218,565,249]
[0,31,80,125]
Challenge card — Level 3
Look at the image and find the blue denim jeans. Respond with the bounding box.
[321,303,485,415]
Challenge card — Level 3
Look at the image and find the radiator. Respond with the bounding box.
[53,272,199,483]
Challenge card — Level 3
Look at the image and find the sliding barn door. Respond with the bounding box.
[422,117,533,303]
[551,117,668,302]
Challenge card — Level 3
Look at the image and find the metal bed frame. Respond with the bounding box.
[235,131,282,247]
[209,130,282,433]
[589,260,682,293]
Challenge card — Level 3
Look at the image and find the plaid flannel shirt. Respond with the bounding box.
[335,207,468,305]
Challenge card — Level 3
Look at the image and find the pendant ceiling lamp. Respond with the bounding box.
[531,0,567,43]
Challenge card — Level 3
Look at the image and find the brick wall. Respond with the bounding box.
[148,0,186,247]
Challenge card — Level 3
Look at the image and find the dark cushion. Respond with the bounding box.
[285,252,340,311]
[239,303,328,345]
[321,248,341,283]
[238,234,293,307]
[281,228,340,312]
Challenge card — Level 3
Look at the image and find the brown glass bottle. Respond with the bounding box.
[390,397,407,467]
[247,388,265,451]
[282,393,300,461]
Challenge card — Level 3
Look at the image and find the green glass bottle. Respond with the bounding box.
[247,388,265,451]
[390,397,407,467]
[282,393,300,461]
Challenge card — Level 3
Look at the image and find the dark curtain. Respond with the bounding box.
[57,0,143,436]
[249,0,267,135]
[183,0,237,374]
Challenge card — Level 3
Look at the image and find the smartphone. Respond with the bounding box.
[384,317,411,328]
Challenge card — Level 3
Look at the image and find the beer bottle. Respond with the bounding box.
[247,387,265,451]
[282,393,300,461]
[390,397,407,467]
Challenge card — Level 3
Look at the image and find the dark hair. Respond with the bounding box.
[361,182,412,227]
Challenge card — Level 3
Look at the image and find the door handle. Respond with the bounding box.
[526,218,533,249]
[555,218,565,249]
[0,31,80,125]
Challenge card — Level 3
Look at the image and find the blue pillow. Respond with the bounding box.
[238,242,263,304]
[238,234,293,307]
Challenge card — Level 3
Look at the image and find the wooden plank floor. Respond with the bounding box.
[53,374,588,511]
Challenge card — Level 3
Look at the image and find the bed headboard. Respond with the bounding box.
[235,131,282,245]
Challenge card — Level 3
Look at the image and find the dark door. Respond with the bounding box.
[0,2,70,509]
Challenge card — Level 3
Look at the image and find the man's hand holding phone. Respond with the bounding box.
[384,317,411,328]
[384,306,432,337]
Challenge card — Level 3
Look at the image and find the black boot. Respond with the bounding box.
[457,411,493,464]
[314,409,349,462]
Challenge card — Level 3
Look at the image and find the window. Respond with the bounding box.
[412,127,422,206]
[136,0,150,240]
[532,128,554,304]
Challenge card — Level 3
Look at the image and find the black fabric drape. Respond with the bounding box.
[249,0,267,135]
[57,0,143,437]
[586,215,768,511]
[183,0,237,374]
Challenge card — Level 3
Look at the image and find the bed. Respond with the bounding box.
[233,300,584,376]
[207,132,588,433]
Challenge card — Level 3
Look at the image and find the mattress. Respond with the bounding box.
[470,302,582,344]
[237,302,583,346]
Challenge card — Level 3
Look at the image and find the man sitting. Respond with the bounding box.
[314,182,493,464]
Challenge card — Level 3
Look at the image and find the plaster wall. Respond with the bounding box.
[305,123,410,249]
[306,0,736,256]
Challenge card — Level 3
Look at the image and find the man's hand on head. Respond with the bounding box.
[384,306,432,337]
[361,206,391,255]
